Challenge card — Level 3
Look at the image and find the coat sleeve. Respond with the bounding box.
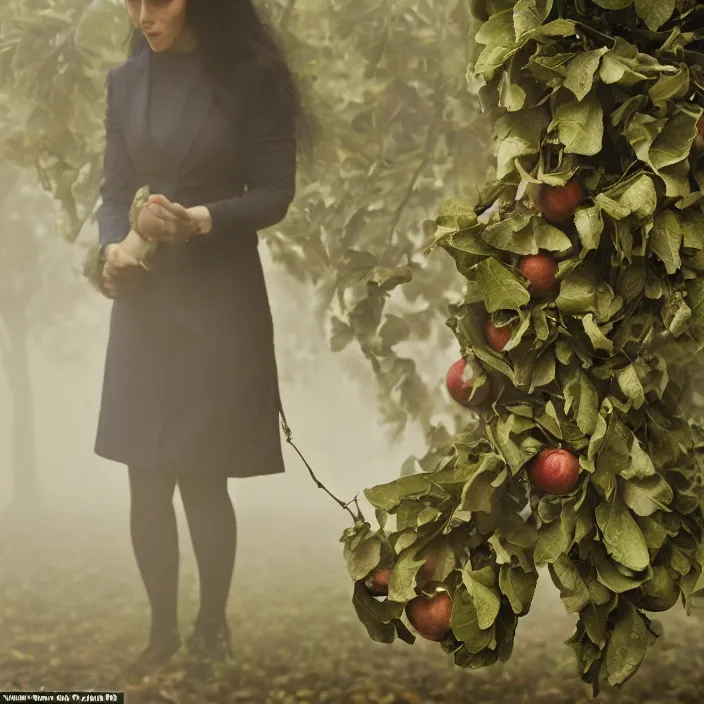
[97,68,140,247]
[203,69,297,237]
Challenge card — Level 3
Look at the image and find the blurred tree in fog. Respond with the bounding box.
[0,0,490,496]
[0,166,85,508]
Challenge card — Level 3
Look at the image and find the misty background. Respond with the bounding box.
[2,0,704,701]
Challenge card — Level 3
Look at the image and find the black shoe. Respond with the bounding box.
[124,630,181,683]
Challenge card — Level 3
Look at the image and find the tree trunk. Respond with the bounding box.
[3,310,39,508]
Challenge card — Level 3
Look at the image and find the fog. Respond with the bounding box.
[0,230,436,552]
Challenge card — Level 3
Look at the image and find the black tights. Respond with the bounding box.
[127,467,236,640]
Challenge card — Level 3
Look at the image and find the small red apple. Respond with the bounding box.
[405,591,453,642]
[485,319,512,352]
[538,179,584,223]
[446,358,490,409]
[528,448,580,495]
[519,253,558,295]
[696,117,704,149]
[367,567,391,597]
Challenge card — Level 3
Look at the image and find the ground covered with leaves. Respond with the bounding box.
[0,508,703,704]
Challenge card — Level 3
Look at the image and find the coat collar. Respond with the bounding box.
[127,48,216,177]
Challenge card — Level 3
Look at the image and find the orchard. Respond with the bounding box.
[342,0,704,696]
[3,0,704,699]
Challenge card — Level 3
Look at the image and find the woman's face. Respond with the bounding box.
[125,0,194,53]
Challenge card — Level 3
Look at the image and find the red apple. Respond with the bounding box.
[695,117,704,149]
[519,253,558,295]
[417,554,438,587]
[405,591,453,641]
[446,358,490,409]
[529,448,580,495]
[538,179,584,223]
[367,567,391,597]
[485,318,512,352]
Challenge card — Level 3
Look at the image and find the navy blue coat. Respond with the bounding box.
[94,48,295,477]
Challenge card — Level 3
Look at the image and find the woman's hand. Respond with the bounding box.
[138,194,199,244]
[102,244,144,298]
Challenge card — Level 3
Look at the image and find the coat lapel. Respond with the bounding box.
[127,48,216,178]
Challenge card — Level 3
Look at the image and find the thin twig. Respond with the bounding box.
[279,407,364,523]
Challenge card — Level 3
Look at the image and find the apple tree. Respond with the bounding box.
[343,0,704,694]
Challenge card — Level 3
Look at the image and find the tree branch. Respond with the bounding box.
[278,405,365,523]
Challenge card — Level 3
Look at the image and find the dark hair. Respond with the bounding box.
[127,0,316,159]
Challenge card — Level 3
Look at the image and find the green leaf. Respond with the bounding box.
[475,9,515,47]
[499,71,527,112]
[617,174,658,219]
[474,258,531,312]
[364,475,432,511]
[549,95,604,156]
[563,48,608,101]
[494,108,549,179]
[595,494,650,571]
[649,210,682,274]
[451,586,495,654]
[618,365,645,409]
[648,64,689,106]
[531,351,556,391]
[556,264,597,314]
[513,0,553,39]
[549,554,611,613]
[605,604,650,686]
[636,515,669,551]
[583,313,614,353]
[620,476,674,516]
[634,0,675,32]
[388,546,428,602]
[564,366,599,436]
[352,582,403,644]
[499,564,538,615]
[462,566,501,629]
[574,206,603,252]
[621,435,656,480]
[344,535,382,581]
[593,544,650,593]
[617,259,646,301]
[582,603,612,648]
[535,515,571,566]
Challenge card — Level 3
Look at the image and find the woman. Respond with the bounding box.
[95,0,306,680]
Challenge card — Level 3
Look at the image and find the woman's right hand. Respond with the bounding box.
[101,244,143,299]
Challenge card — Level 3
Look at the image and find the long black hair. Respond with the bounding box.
[127,0,316,158]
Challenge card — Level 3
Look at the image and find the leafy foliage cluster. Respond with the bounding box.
[265,0,490,440]
[344,0,704,694]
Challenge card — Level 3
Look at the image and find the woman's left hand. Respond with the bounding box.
[138,194,199,244]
